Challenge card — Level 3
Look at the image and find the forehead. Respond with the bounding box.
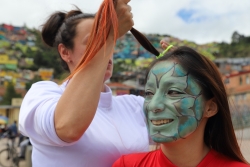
[76,18,94,36]
[149,60,187,77]
[147,60,202,95]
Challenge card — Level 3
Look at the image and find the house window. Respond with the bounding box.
[246,75,250,84]
[224,78,229,84]
[239,77,243,85]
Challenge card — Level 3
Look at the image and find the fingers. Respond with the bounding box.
[118,4,134,27]
[128,5,134,24]
[160,39,169,50]
[160,39,176,51]
[113,0,130,7]
[115,0,134,38]
[115,0,133,21]
[123,0,131,4]
[126,4,133,19]
[127,5,132,12]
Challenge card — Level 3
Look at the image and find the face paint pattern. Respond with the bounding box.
[143,61,206,143]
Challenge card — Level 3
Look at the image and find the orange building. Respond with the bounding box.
[216,58,250,111]
[223,70,250,121]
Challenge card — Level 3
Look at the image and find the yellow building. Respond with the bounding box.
[38,68,54,80]
[0,98,22,125]
[0,54,18,70]
[0,54,18,64]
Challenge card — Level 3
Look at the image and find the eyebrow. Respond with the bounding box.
[162,81,186,86]
[145,82,155,88]
[158,76,187,89]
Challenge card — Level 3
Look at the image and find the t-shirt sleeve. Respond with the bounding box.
[131,95,145,116]
[134,95,144,108]
[18,81,75,147]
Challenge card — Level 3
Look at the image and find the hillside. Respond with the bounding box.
[0,23,250,81]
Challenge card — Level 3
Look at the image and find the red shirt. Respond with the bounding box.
[112,149,249,167]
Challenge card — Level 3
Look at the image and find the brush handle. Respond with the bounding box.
[130,27,159,57]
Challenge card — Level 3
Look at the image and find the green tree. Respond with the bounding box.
[218,32,250,58]
[1,82,22,105]
[25,75,42,91]
[29,29,64,78]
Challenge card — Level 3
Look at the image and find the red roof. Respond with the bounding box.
[3,24,14,31]
[225,70,250,78]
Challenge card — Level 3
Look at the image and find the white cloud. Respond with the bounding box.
[0,0,249,44]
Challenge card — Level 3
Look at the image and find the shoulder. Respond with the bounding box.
[20,81,64,111]
[199,149,250,167]
[113,95,145,115]
[26,81,64,96]
[114,94,144,105]
[218,160,250,167]
[225,162,250,167]
[112,151,157,167]
[30,81,62,90]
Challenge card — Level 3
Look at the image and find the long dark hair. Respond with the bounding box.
[146,46,248,164]
[41,7,95,71]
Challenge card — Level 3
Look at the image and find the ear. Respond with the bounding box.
[204,98,218,118]
[58,43,71,63]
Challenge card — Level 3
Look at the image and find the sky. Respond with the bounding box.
[0,0,250,44]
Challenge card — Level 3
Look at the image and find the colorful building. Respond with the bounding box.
[0,53,18,70]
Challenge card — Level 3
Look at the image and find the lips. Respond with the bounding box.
[151,119,174,126]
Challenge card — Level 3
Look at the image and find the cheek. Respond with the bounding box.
[177,95,206,138]
[178,116,198,138]
[75,46,87,61]
[193,96,206,121]
[173,97,196,116]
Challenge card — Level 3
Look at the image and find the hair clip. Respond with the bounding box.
[156,44,174,59]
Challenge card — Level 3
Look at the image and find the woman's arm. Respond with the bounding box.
[54,0,133,143]
[54,36,114,142]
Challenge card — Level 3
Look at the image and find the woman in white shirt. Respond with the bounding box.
[19,0,150,166]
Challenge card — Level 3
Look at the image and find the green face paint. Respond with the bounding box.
[143,60,206,143]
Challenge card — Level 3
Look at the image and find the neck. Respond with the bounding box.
[161,119,210,167]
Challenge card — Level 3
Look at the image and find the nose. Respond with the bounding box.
[147,93,165,113]
[153,108,163,113]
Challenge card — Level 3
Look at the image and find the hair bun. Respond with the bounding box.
[41,12,66,47]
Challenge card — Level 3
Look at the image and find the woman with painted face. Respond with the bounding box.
[113,46,250,167]
[18,0,150,167]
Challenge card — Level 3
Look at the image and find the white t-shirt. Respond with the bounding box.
[19,81,149,167]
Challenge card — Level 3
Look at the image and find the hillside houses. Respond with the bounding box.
[0,23,36,46]
[215,58,250,74]
[0,23,249,127]
[0,23,54,89]
[215,58,250,128]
